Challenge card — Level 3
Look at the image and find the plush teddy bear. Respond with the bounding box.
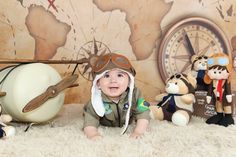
[190,54,209,91]
[150,73,196,126]
[204,52,234,127]
[0,104,16,139]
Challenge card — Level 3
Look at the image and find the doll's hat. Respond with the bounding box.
[204,53,232,83]
[207,53,232,72]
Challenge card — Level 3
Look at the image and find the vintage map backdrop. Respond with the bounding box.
[0,0,236,103]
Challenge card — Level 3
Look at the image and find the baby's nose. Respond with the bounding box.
[110,76,117,82]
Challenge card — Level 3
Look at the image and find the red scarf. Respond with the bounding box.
[217,79,223,102]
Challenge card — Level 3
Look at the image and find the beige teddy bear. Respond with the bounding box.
[150,73,196,126]
[0,104,16,139]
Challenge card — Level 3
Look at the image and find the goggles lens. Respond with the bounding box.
[111,55,131,70]
[169,73,182,80]
[197,56,208,60]
[218,58,229,65]
[93,56,110,72]
[207,57,229,66]
[207,58,214,65]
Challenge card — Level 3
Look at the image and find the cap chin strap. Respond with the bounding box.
[121,72,134,135]
[91,70,135,134]
[91,71,109,117]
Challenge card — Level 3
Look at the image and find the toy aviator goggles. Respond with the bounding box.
[207,57,229,66]
[93,53,136,75]
[169,73,190,82]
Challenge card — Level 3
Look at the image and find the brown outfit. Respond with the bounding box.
[207,80,232,106]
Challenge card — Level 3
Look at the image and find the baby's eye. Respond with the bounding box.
[214,71,216,74]
[117,73,124,77]
[103,74,110,78]
[219,71,221,74]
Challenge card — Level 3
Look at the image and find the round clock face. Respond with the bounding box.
[158,17,231,82]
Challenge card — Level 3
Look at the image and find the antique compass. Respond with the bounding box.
[158,17,231,82]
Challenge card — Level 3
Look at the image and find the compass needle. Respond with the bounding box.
[183,30,195,56]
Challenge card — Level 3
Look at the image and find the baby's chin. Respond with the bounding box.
[106,92,122,98]
[105,89,123,98]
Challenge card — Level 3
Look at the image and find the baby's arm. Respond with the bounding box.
[83,101,101,140]
[130,88,150,138]
[84,126,102,140]
[130,119,149,139]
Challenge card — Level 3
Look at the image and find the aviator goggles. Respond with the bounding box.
[93,53,135,75]
[169,73,187,80]
[207,57,229,66]
[196,56,208,60]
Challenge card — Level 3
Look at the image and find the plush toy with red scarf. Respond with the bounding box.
[204,52,234,127]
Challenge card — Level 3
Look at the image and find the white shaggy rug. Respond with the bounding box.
[1,104,236,157]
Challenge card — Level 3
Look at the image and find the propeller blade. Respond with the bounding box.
[22,74,78,113]
[0,92,6,97]
[54,74,78,93]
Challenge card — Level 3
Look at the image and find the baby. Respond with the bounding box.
[83,53,150,140]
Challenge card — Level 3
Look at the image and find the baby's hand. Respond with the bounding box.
[84,126,102,140]
[89,134,103,140]
[129,131,143,139]
[130,119,149,139]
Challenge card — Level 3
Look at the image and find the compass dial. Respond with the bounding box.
[158,17,231,82]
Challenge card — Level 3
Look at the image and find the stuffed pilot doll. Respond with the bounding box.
[204,52,234,127]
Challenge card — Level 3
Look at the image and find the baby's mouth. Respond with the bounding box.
[109,87,119,91]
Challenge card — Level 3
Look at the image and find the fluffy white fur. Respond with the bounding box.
[1,104,236,157]
[172,110,190,126]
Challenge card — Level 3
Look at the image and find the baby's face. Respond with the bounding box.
[97,69,129,101]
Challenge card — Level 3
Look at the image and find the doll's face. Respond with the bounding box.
[97,69,129,101]
[207,67,229,80]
